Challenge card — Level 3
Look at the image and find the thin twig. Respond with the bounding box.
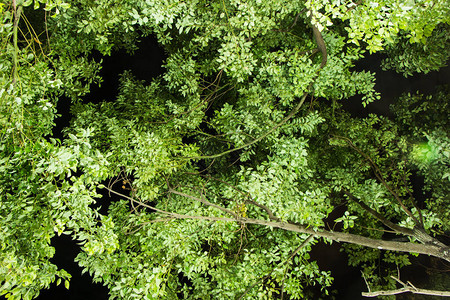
[238,274,271,300]
[401,174,424,227]
[361,271,371,293]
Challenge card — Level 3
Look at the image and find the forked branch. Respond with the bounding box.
[332,135,421,226]
[343,190,446,247]
[362,276,450,297]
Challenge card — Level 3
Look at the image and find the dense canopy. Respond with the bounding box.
[1,0,449,299]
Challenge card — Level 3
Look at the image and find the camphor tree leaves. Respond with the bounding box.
[0,0,449,299]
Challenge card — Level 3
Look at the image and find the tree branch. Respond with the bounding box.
[240,234,314,300]
[192,173,282,222]
[280,235,315,299]
[311,24,327,70]
[344,190,416,237]
[362,276,450,297]
[245,198,282,222]
[191,91,309,159]
[401,174,424,227]
[238,273,271,300]
[106,186,450,262]
[346,190,448,249]
[333,135,421,226]
[345,0,364,13]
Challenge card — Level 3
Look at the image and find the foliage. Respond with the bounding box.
[381,24,450,77]
[1,0,449,299]
[391,86,450,229]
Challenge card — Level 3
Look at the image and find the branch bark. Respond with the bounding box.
[106,187,450,262]
[363,287,450,297]
[362,276,450,297]
[344,191,447,248]
[311,24,327,69]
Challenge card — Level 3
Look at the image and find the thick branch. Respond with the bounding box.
[106,187,450,262]
[258,220,449,262]
[311,24,327,69]
[174,213,449,261]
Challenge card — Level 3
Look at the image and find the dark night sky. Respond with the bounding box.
[13,36,450,299]
[345,53,450,118]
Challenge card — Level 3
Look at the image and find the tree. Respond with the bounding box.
[1,0,449,299]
